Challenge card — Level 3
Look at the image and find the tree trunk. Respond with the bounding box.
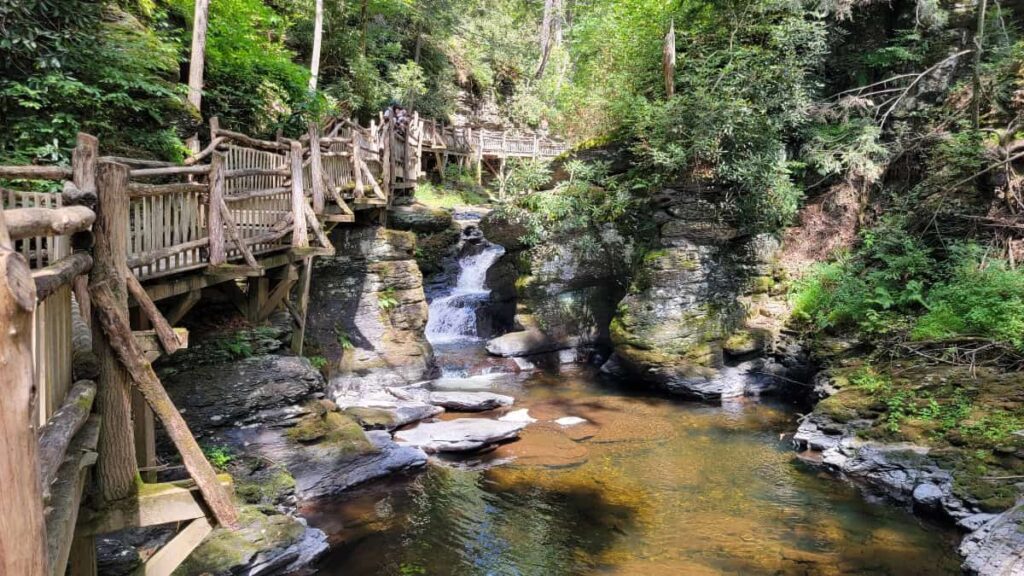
[309,0,324,91]
[972,0,988,129]
[360,0,369,55]
[187,0,211,112]
[91,161,138,504]
[535,0,555,79]
[663,19,676,99]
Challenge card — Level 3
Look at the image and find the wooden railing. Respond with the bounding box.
[420,120,570,159]
[0,133,99,575]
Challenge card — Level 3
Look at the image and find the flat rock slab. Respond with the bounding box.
[395,418,528,453]
[499,409,537,423]
[485,329,576,357]
[428,391,514,411]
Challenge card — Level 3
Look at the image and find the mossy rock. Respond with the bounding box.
[342,406,398,429]
[722,328,770,357]
[816,389,879,423]
[174,505,306,575]
[235,467,296,506]
[287,409,375,454]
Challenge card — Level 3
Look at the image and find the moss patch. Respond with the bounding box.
[812,363,1024,508]
[286,406,375,455]
[174,504,306,575]
[343,406,398,429]
[235,467,296,505]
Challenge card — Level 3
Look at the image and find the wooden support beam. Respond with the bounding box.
[257,267,297,321]
[290,257,313,354]
[37,380,97,496]
[5,206,96,241]
[217,197,261,270]
[129,165,210,179]
[246,276,268,323]
[290,141,309,248]
[78,475,234,535]
[134,329,189,364]
[204,263,264,278]
[90,282,239,528]
[208,153,226,266]
[141,517,213,576]
[44,416,100,576]
[0,205,49,576]
[126,273,182,355]
[302,203,334,254]
[132,390,156,483]
[165,290,201,325]
[33,252,93,301]
[308,124,326,214]
[91,160,138,505]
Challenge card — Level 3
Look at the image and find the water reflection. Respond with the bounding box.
[304,368,960,576]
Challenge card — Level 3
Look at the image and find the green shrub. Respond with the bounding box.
[790,217,933,334]
[913,250,1024,348]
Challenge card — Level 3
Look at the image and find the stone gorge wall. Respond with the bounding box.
[602,183,792,399]
[307,226,436,395]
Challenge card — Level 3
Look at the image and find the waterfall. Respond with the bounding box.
[426,242,505,344]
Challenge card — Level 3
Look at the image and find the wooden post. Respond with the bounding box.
[308,0,323,90]
[246,277,268,323]
[208,151,226,266]
[290,141,309,248]
[91,160,138,504]
[0,209,49,576]
[533,134,539,159]
[187,0,210,112]
[73,133,98,198]
[308,124,326,215]
[290,257,313,354]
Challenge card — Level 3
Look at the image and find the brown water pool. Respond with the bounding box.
[302,367,960,575]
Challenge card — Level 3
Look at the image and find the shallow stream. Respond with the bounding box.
[303,359,960,575]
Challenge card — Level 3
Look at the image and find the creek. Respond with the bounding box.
[301,231,961,576]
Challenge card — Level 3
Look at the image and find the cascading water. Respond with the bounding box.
[425,238,505,344]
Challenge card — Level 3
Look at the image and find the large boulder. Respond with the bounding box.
[604,184,784,400]
[428,391,514,411]
[161,354,323,437]
[308,225,435,395]
[486,329,576,357]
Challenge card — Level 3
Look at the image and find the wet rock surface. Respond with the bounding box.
[427,391,515,411]
[395,418,529,453]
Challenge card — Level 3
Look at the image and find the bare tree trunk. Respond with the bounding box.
[535,0,555,79]
[309,0,323,91]
[0,208,49,576]
[187,0,211,112]
[972,0,988,129]
[187,0,211,153]
[663,19,676,99]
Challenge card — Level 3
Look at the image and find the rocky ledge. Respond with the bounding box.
[794,401,1024,575]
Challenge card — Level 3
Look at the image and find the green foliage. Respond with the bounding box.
[802,119,889,183]
[334,326,355,350]
[913,248,1024,349]
[307,355,328,370]
[1,6,188,162]
[377,287,399,312]
[496,159,637,249]
[414,180,487,208]
[202,444,234,470]
[216,333,255,359]
[791,217,934,334]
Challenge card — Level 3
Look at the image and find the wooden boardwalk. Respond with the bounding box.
[0,112,570,576]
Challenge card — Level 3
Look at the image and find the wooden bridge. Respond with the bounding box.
[0,112,569,576]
